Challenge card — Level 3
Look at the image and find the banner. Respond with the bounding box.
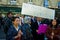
[21,3,55,19]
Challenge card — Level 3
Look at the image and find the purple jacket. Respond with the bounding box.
[37,24,48,34]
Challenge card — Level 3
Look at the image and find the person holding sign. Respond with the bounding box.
[33,17,44,40]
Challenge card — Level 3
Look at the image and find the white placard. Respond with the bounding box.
[21,3,55,19]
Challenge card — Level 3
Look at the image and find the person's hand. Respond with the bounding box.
[50,32,54,39]
[17,30,23,37]
[51,32,54,36]
[14,30,23,39]
[14,36,19,39]
[18,30,23,35]
[51,36,53,39]
[36,30,38,32]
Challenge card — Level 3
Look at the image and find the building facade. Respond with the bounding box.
[0,0,59,8]
[0,0,60,18]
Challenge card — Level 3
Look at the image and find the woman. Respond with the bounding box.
[21,17,33,40]
[7,17,23,40]
[46,19,60,40]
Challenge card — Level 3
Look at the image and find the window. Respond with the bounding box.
[11,0,16,1]
[43,0,49,7]
[10,0,16,5]
[58,2,60,8]
[29,0,32,2]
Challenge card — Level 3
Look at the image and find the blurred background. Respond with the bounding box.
[0,0,60,18]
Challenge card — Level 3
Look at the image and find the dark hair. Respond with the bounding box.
[11,16,20,22]
[50,19,58,28]
[7,12,12,16]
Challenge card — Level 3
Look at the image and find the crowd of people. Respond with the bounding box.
[0,12,60,40]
